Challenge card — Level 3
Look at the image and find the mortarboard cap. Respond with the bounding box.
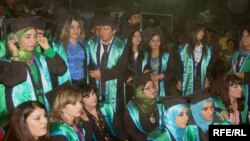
[185,18,204,35]
[55,10,81,32]
[9,16,40,33]
[188,88,212,104]
[45,82,71,106]
[124,6,141,21]
[143,26,166,44]
[34,17,46,30]
[123,23,141,38]
[162,96,188,109]
[99,15,116,27]
[134,73,152,88]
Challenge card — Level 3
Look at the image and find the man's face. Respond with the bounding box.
[128,14,141,24]
[99,26,116,42]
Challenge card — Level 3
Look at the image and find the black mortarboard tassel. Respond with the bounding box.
[9,16,40,33]
[162,96,188,109]
[188,88,212,105]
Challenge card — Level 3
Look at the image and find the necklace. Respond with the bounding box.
[149,113,156,124]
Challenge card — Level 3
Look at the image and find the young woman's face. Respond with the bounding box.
[26,107,48,140]
[143,81,157,99]
[175,108,189,128]
[241,30,250,50]
[132,31,142,46]
[229,84,242,99]
[149,35,161,50]
[20,28,37,51]
[201,101,214,120]
[62,101,83,118]
[83,90,97,108]
[70,20,81,40]
[197,29,205,41]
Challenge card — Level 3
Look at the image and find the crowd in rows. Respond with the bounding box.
[0,1,250,141]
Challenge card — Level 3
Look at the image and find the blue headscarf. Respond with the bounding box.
[190,98,213,133]
[163,104,187,141]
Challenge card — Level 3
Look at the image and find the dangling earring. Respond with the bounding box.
[60,112,65,120]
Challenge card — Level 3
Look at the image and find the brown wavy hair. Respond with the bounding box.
[49,85,82,125]
[212,74,244,112]
[4,101,49,141]
[60,16,85,49]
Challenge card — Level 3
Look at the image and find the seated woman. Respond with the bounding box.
[49,85,85,141]
[124,73,165,141]
[189,89,230,141]
[148,97,199,141]
[212,74,245,124]
[4,101,49,141]
[81,84,128,141]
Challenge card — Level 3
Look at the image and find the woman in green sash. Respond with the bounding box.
[60,14,88,86]
[125,29,145,103]
[189,89,230,141]
[81,84,128,141]
[142,28,174,97]
[213,74,245,124]
[176,23,212,96]
[124,73,164,141]
[3,16,67,118]
[148,96,198,141]
[49,85,86,141]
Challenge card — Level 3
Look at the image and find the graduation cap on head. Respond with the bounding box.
[188,88,212,105]
[134,73,152,88]
[124,6,141,21]
[184,18,204,35]
[142,26,166,44]
[55,10,82,32]
[45,82,71,106]
[33,17,47,30]
[162,96,188,109]
[99,15,116,27]
[8,16,41,33]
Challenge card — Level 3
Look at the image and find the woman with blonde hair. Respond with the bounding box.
[49,85,86,141]
[60,15,89,86]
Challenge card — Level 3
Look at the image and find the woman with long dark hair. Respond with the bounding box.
[125,29,145,103]
[4,101,49,141]
[213,74,245,124]
[176,23,213,96]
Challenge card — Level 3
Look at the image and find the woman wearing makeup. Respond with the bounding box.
[49,85,86,141]
[4,101,49,141]
[213,74,245,125]
[142,28,174,98]
[176,23,212,96]
[3,16,67,115]
[60,15,89,86]
[81,84,128,141]
[125,29,145,103]
[148,97,199,141]
[124,73,165,141]
[189,89,230,141]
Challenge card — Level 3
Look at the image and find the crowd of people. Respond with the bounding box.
[0,1,250,141]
